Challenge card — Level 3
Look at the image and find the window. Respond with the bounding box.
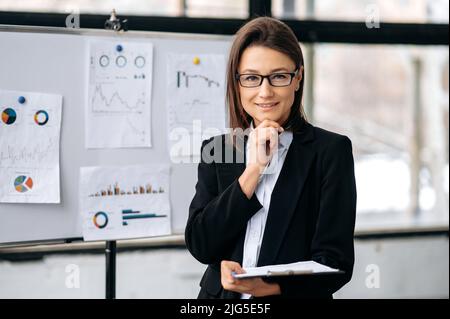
[185,0,248,18]
[0,0,181,16]
[273,0,449,24]
[0,0,248,18]
[311,44,449,215]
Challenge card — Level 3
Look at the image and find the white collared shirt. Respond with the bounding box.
[241,124,293,299]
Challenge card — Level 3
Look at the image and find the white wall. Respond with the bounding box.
[335,235,449,298]
[0,235,448,299]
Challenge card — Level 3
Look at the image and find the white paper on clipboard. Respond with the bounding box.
[232,260,342,279]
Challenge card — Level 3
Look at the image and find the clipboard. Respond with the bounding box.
[233,269,346,279]
[232,261,345,279]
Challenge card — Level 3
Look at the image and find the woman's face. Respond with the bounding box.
[238,45,302,127]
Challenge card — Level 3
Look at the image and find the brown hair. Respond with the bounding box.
[226,17,308,134]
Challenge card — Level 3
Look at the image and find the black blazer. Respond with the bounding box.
[185,122,357,299]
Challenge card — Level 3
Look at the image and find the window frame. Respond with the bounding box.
[0,0,447,45]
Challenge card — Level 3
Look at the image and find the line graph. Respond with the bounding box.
[169,99,213,128]
[86,40,153,148]
[0,136,58,167]
[167,54,226,156]
[124,117,146,143]
[90,84,145,114]
[176,71,220,88]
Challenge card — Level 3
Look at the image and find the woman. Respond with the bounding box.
[185,17,357,299]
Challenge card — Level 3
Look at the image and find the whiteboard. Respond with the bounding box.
[0,25,232,244]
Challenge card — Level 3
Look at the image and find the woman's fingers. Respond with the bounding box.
[254,127,279,145]
[248,121,284,171]
[268,128,279,151]
[221,260,244,287]
[220,260,274,296]
[248,127,280,170]
[256,119,284,132]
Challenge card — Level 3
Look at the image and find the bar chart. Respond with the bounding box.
[88,182,165,197]
[121,209,167,226]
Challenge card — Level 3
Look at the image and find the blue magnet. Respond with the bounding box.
[116,44,123,52]
[18,96,26,104]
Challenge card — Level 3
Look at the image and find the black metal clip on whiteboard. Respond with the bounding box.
[104,9,128,32]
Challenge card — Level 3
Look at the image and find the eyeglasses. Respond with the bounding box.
[236,69,299,88]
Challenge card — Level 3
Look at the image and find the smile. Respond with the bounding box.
[256,102,279,109]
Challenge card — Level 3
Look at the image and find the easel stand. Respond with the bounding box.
[105,240,117,299]
[103,9,125,299]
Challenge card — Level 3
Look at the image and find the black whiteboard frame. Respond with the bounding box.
[0,11,447,45]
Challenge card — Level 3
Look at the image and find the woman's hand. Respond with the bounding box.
[247,120,284,173]
[238,120,283,199]
[220,260,281,297]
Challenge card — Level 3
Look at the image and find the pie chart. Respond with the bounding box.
[2,108,17,125]
[34,110,49,126]
[14,175,34,193]
[93,212,109,229]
